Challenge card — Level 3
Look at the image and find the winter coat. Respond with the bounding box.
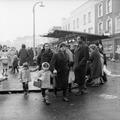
[37,70,52,89]
[89,50,102,79]
[73,44,89,85]
[19,68,31,83]
[50,51,69,89]
[27,48,34,66]
[18,48,29,66]
[12,56,19,67]
[37,49,53,69]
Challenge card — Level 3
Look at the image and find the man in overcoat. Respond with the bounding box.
[74,36,89,95]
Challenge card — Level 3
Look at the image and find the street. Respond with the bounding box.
[0,61,120,120]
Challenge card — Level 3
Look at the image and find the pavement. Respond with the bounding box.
[0,61,120,120]
[0,66,40,93]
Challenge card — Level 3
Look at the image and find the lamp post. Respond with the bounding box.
[33,1,44,56]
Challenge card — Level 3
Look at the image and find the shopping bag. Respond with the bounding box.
[68,70,75,83]
[103,65,111,76]
[0,74,8,82]
[33,79,42,88]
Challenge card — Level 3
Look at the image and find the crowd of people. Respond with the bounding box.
[30,36,107,105]
[0,36,108,105]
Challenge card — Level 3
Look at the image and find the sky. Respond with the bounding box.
[0,0,86,44]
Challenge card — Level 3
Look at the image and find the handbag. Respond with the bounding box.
[33,79,42,88]
[103,65,111,76]
[68,70,75,83]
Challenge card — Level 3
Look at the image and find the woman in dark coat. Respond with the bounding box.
[50,42,69,102]
[18,44,29,66]
[27,47,34,66]
[89,44,102,86]
[37,43,53,70]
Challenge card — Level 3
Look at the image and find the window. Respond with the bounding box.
[66,25,67,30]
[106,17,112,34]
[106,0,112,14]
[88,27,93,33]
[84,29,86,33]
[98,22,103,34]
[88,12,91,23]
[68,24,70,30]
[77,18,79,29]
[98,3,103,17]
[115,15,120,33]
[73,20,75,29]
[83,14,86,25]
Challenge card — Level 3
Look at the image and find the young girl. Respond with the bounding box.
[37,62,53,105]
[12,54,19,74]
[1,46,9,77]
[19,62,31,95]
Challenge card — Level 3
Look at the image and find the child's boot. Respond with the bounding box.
[45,96,51,105]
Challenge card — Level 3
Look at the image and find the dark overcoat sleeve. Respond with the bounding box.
[78,46,89,66]
[50,53,57,72]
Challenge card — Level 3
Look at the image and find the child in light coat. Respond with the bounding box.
[37,62,53,105]
[1,49,9,77]
[19,62,31,95]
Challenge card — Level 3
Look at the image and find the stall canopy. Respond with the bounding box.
[41,29,110,42]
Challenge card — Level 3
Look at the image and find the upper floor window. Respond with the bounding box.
[88,12,91,23]
[98,22,103,34]
[68,24,70,30]
[98,3,103,17]
[83,14,86,25]
[106,0,112,14]
[106,17,112,34]
[115,15,120,33]
[73,20,75,29]
[84,29,86,33]
[88,27,93,33]
[77,18,79,29]
[66,25,67,30]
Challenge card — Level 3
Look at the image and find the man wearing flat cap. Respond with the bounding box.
[74,36,89,95]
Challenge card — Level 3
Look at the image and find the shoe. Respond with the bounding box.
[63,97,69,102]
[44,96,51,105]
[42,97,46,102]
[81,89,88,95]
[45,99,51,105]
[75,91,82,96]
